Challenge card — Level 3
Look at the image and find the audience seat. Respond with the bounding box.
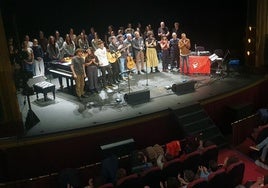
[186,177,208,188]
[253,124,268,144]
[140,166,162,188]
[97,183,114,188]
[200,144,218,167]
[116,173,141,188]
[182,150,202,173]
[207,168,226,188]
[225,161,245,187]
[161,157,183,182]
[249,124,268,161]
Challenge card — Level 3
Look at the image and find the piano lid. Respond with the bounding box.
[61,62,71,66]
[49,60,71,72]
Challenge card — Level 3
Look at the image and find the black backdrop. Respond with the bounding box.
[1,0,249,61]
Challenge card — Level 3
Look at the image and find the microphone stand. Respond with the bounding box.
[127,70,132,94]
[145,59,148,86]
[120,70,133,94]
[115,75,122,103]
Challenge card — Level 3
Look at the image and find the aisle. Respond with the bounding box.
[218,147,268,184]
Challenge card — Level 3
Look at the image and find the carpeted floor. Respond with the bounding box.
[218,147,268,184]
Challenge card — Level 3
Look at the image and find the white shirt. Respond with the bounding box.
[94,47,109,67]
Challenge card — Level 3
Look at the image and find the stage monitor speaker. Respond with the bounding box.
[124,89,150,105]
[172,80,197,95]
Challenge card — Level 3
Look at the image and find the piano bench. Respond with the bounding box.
[33,81,56,102]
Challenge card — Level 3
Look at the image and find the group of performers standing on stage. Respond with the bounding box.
[8,21,191,101]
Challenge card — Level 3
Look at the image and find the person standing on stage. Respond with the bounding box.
[108,36,121,84]
[171,22,182,39]
[47,35,61,62]
[85,47,99,94]
[178,33,191,74]
[169,32,180,71]
[145,32,159,73]
[70,48,87,101]
[62,34,76,58]
[132,31,146,75]
[157,21,170,40]
[94,40,114,89]
[159,35,170,72]
[21,40,34,76]
[117,34,129,80]
[32,39,45,77]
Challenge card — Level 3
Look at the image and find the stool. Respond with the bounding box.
[33,81,56,101]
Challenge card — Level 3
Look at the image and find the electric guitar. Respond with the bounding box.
[107,44,131,63]
[126,55,136,70]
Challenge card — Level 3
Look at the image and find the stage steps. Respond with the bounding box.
[171,102,228,148]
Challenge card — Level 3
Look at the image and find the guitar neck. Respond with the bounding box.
[118,44,131,53]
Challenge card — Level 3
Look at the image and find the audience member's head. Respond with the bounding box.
[101,154,118,184]
[203,140,214,147]
[131,150,147,167]
[58,168,82,188]
[208,159,219,172]
[183,169,196,183]
[137,151,147,164]
[166,177,180,188]
[165,152,174,161]
[116,168,127,180]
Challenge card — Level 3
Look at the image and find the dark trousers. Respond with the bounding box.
[99,65,113,87]
[161,49,170,70]
[111,61,120,82]
[86,65,99,91]
[181,55,189,73]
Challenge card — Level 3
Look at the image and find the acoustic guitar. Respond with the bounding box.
[107,44,131,63]
[126,55,136,70]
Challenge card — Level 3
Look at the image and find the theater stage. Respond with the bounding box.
[17,65,265,138]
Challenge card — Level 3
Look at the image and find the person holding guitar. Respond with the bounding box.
[108,36,121,84]
[117,34,129,81]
